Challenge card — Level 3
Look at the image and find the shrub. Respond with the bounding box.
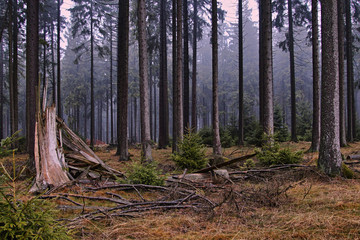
[244,159,255,169]
[341,163,354,179]
[125,162,165,186]
[172,129,207,170]
[0,156,72,240]
[0,131,21,158]
[256,140,303,166]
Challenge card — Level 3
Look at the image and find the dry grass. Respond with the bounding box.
[4,142,360,239]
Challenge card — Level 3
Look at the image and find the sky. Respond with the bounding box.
[221,0,259,22]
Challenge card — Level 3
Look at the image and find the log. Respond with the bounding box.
[346,155,360,160]
[195,153,256,173]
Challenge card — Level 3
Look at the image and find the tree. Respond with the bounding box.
[259,0,274,136]
[318,0,342,176]
[238,0,244,145]
[116,0,129,160]
[345,0,355,141]
[57,0,62,118]
[26,0,40,163]
[183,0,190,130]
[173,0,184,152]
[212,0,221,156]
[338,0,347,147]
[138,0,153,162]
[158,0,169,149]
[309,0,320,152]
[191,0,198,132]
[70,0,109,148]
[0,41,3,140]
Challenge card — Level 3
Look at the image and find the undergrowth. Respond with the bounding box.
[125,161,165,186]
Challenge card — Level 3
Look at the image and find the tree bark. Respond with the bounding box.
[345,0,355,141]
[138,0,153,162]
[0,41,3,140]
[238,0,244,145]
[57,0,62,118]
[116,0,129,160]
[158,0,169,148]
[260,0,274,136]
[309,0,320,152]
[191,0,198,132]
[172,0,177,152]
[51,23,56,105]
[288,0,297,142]
[109,18,113,144]
[26,0,40,163]
[173,0,184,152]
[212,0,222,156]
[338,0,347,147]
[318,0,342,176]
[90,0,95,148]
[183,0,190,130]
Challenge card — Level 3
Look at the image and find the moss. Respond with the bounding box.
[341,163,355,179]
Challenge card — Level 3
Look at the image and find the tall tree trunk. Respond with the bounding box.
[106,90,109,143]
[212,0,222,156]
[318,0,342,176]
[116,0,129,160]
[191,0,198,132]
[338,0,347,147]
[238,0,244,145]
[158,0,169,148]
[51,23,56,105]
[134,96,137,142]
[0,41,3,140]
[26,0,40,164]
[9,1,14,135]
[260,0,274,136]
[149,54,153,140]
[258,1,264,126]
[172,0,177,152]
[154,80,157,142]
[110,19,114,144]
[57,0,62,118]
[90,0,95,148]
[309,0,320,152]
[288,0,297,142]
[346,0,355,141]
[183,0,190,130]
[174,0,184,152]
[84,97,87,139]
[138,0,152,162]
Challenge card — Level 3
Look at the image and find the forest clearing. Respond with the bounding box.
[2,141,360,239]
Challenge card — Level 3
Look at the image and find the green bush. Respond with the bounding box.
[172,129,207,170]
[125,162,165,186]
[0,158,72,240]
[244,159,255,169]
[0,131,21,158]
[256,140,303,166]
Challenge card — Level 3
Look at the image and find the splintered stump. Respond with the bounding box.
[30,106,70,192]
[30,106,123,193]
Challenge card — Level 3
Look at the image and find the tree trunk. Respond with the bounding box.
[338,0,347,147]
[149,54,153,141]
[258,1,264,126]
[110,19,114,144]
[84,97,87,139]
[134,97,137,142]
[0,41,3,140]
[173,0,184,152]
[212,0,222,156]
[172,0,177,152]
[345,0,355,141]
[288,0,297,142]
[106,90,109,143]
[183,0,190,130]
[158,0,169,148]
[116,0,129,160]
[154,79,157,142]
[238,0,244,145]
[51,23,56,105]
[260,0,274,136]
[26,0,40,163]
[309,0,320,152]
[318,0,342,176]
[90,0,95,148]
[57,0,62,118]
[138,0,152,162]
[191,0,198,132]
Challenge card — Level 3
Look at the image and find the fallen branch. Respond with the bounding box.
[195,153,256,173]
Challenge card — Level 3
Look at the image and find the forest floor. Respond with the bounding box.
[3,141,360,239]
